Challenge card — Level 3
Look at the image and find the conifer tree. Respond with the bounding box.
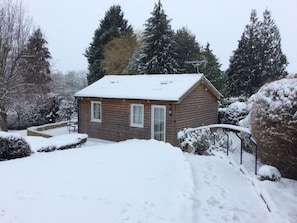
[259,10,288,81]
[201,43,225,93]
[174,27,200,73]
[126,44,143,74]
[22,28,52,93]
[85,5,133,84]
[14,28,55,127]
[138,0,178,74]
[226,9,288,97]
[226,10,261,96]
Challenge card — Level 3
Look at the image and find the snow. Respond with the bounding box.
[210,133,297,222]
[228,101,248,113]
[258,165,281,181]
[186,154,272,222]
[255,77,297,113]
[0,139,194,223]
[220,101,249,125]
[75,74,203,101]
[0,131,25,141]
[26,134,87,152]
[181,123,252,135]
[0,129,296,222]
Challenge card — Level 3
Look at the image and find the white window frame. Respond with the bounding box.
[91,101,102,122]
[130,104,144,128]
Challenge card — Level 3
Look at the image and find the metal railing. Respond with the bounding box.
[181,124,258,175]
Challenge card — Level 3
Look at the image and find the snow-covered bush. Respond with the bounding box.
[36,134,88,152]
[251,75,297,179]
[178,128,212,154]
[56,98,77,121]
[179,127,236,154]
[206,128,235,153]
[239,94,255,129]
[258,165,281,181]
[0,132,32,160]
[220,101,249,125]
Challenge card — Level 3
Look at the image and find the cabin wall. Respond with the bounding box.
[175,82,219,142]
[77,98,177,144]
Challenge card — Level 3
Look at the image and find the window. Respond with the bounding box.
[131,104,144,128]
[91,101,102,122]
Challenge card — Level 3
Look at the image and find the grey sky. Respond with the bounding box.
[22,0,297,74]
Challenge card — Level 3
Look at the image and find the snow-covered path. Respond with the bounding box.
[186,153,282,223]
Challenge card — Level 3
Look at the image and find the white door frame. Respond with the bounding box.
[151,105,166,142]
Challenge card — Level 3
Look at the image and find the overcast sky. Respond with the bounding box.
[22,0,297,74]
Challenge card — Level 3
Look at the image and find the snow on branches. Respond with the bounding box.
[251,74,297,179]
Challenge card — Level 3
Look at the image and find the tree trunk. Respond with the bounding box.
[0,112,8,132]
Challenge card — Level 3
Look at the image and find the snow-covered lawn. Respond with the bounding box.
[0,132,296,222]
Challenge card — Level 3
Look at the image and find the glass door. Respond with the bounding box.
[151,105,166,142]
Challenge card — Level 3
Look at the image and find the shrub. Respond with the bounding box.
[251,75,297,179]
[36,134,88,152]
[178,128,212,154]
[0,132,32,160]
[220,101,249,125]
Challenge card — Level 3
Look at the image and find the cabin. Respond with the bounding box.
[75,74,222,146]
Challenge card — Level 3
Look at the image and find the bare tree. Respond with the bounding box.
[0,0,32,131]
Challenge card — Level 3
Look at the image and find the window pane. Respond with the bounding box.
[131,105,143,126]
[92,102,101,120]
[153,107,165,141]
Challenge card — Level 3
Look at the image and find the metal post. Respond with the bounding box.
[210,130,216,145]
[235,131,243,165]
[222,128,229,156]
[249,135,258,175]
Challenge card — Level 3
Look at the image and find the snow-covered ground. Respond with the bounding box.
[0,130,296,223]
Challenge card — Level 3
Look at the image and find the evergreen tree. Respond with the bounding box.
[174,27,200,73]
[138,0,178,74]
[85,5,133,84]
[12,28,55,128]
[226,10,261,96]
[173,28,224,92]
[22,28,52,93]
[201,43,225,93]
[126,44,143,74]
[226,9,288,97]
[259,10,288,80]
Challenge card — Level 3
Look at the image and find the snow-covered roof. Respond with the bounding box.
[75,74,209,101]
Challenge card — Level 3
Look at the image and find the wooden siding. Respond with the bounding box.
[174,82,219,144]
[78,98,176,143]
[77,81,219,146]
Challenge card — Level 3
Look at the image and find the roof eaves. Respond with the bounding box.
[176,77,203,104]
[201,75,223,99]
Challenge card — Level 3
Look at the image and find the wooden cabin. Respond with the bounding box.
[75,74,222,146]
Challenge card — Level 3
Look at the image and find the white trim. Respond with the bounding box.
[151,105,166,142]
[91,101,102,122]
[130,104,144,128]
